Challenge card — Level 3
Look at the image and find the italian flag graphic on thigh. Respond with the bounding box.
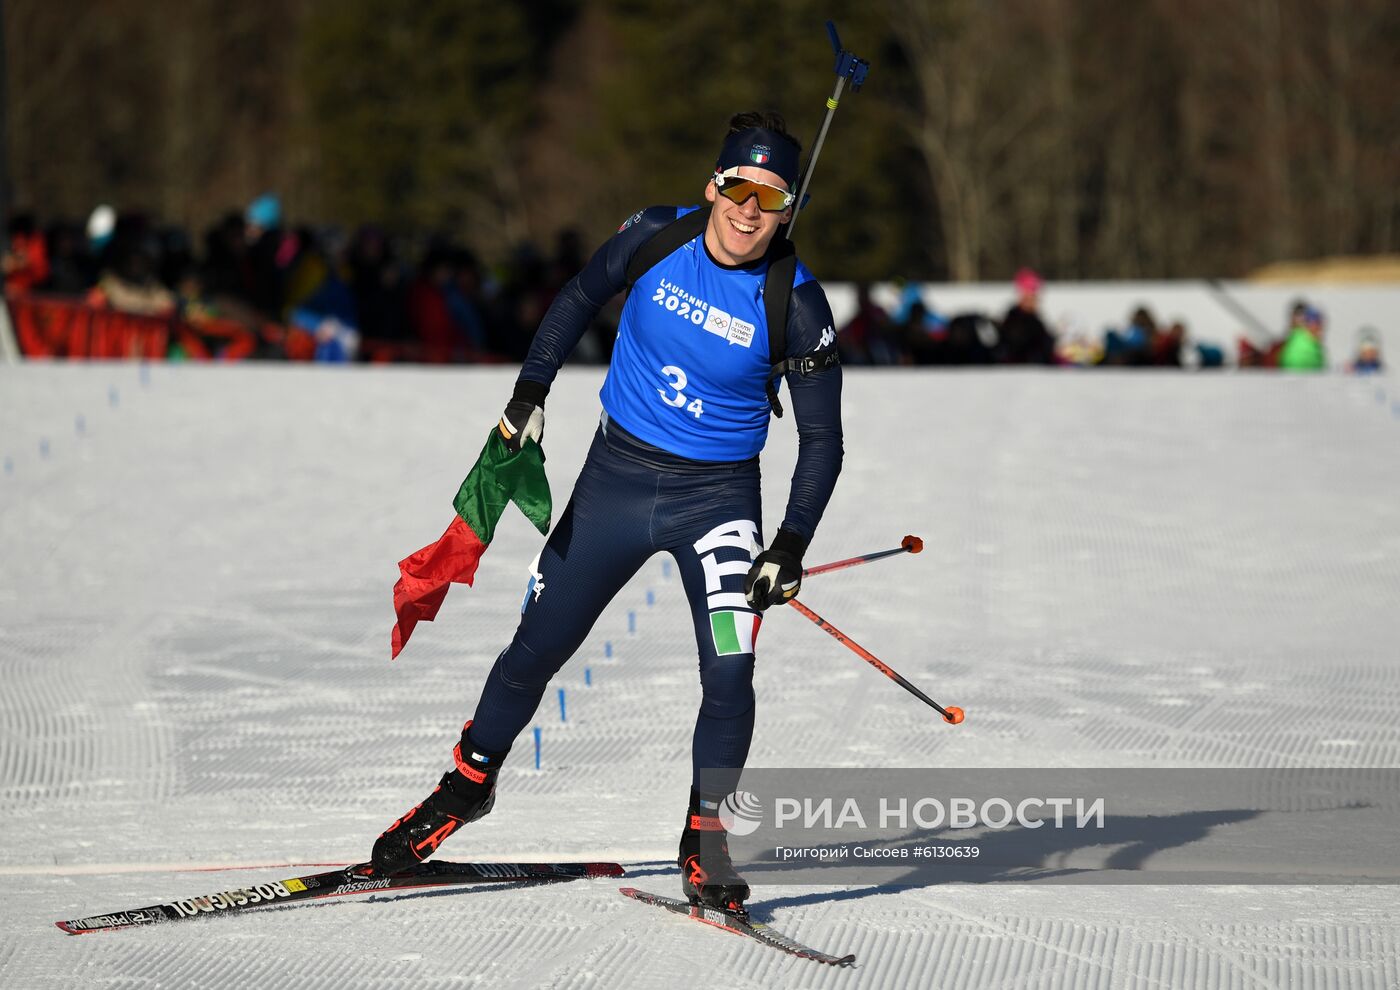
[711,610,761,656]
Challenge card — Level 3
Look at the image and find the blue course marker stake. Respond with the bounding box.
[76,415,86,436]
[3,457,12,475]
[646,589,655,607]
[662,560,672,579]
[533,727,542,769]
[139,363,150,386]
[585,667,592,686]
[558,688,567,722]
[605,641,613,659]
[39,438,50,459]
[109,386,120,407]
[628,611,636,634]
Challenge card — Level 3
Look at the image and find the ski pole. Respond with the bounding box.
[785,20,870,240]
[803,535,923,579]
[787,598,964,724]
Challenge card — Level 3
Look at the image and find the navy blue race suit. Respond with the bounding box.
[468,206,843,791]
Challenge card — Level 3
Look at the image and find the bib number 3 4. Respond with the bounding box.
[659,365,704,418]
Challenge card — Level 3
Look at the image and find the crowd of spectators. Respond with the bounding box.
[3,197,616,364]
[1239,299,1384,373]
[838,269,1383,374]
[836,268,1214,369]
[2,201,1385,374]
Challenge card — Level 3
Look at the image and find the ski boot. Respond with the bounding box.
[678,789,750,913]
[369,721,507,876]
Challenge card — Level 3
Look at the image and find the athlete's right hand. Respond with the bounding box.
[745,529,808,611]
[498,380,549,454]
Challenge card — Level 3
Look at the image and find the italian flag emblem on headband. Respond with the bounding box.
[749,146,771,165]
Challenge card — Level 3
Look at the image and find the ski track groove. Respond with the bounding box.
[918,903,1187,990]
[1,613,174,813]
[535,924,639,990]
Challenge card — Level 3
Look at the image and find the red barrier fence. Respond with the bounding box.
[11,296,169,359]
[5,294,508,364]
[7,295,267,361]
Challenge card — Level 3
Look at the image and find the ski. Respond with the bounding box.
[56,860,624,935]
[619,887,855,967]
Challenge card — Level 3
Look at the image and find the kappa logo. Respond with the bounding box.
[521,552,545,613]
[818,325,835,349]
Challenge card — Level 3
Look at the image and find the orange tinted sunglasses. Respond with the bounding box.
[713,172,795,212]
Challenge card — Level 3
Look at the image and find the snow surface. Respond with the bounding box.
[2,363,1399,988]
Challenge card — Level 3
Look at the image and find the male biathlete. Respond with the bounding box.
[370,111,843,913]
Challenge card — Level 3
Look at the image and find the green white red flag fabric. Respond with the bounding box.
[391,431,551,659]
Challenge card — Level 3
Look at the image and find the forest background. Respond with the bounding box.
[5,0,1398,282]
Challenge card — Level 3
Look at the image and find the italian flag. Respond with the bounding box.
[391,431,552,658]
[711,610,761,656]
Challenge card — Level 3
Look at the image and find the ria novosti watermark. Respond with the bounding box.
[698,768,1400,886]
[747,794,1105,830]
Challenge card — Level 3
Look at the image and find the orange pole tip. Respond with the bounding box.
[942,706,964,725]
[902,535,924,553]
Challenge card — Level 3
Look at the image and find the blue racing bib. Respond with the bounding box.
[599,208,814,461]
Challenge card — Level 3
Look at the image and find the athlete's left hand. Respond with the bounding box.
[744,530,808,611]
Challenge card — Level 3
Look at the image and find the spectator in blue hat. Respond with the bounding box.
[1348,328,1382,374]
[245,193,286,319]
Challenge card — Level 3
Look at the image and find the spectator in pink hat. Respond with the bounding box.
[995,266,1054,364]
[1014,267,1042,298]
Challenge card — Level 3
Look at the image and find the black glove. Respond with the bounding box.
[498,379,548,454]
[744,529,808,611]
